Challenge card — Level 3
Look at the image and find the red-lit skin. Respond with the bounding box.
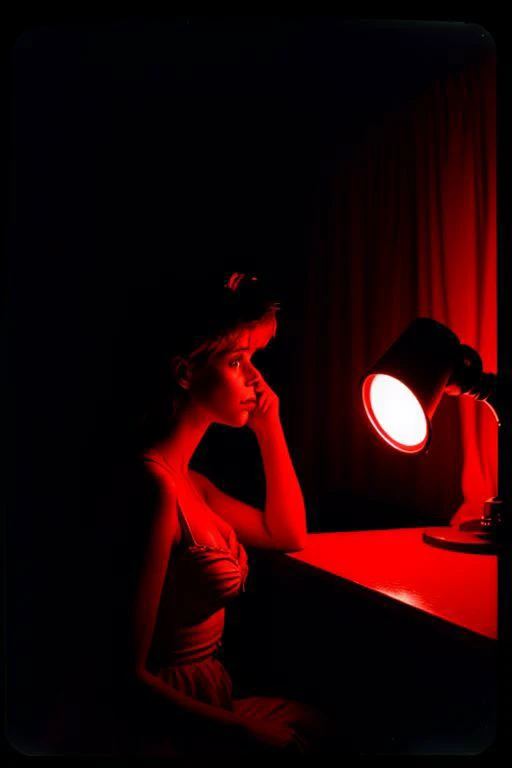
[133,314,310,752]
[152,313,308,551]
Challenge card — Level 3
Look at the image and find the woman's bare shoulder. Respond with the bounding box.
[140,455,178,498]
[107,455,179,535]
[108,457,182,565]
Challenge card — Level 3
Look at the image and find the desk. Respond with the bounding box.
[242,528,497,755]
[289,528,497,640]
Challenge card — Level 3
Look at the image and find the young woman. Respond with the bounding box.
[86,271,329,756]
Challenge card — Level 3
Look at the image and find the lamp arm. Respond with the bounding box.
[452,370,511,540]
[494,372,512,508]
[476,374,500,425]
[446,345,500,423]
[475,371,511,535]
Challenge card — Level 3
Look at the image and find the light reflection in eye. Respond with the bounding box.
[228,348,268,374]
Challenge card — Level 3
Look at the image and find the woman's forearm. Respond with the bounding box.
[255,419,308,550]
[135,670,245,729]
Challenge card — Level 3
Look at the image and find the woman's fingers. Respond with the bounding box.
[290,732,307,753]
[246,375,280,430]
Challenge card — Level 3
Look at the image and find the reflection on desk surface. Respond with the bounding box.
[287,528,497,640]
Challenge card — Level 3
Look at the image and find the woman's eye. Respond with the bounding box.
[229,358,242,368]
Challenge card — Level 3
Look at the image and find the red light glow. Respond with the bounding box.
[362,374,429,453]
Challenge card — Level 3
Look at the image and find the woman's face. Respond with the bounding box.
[188,317,276,427]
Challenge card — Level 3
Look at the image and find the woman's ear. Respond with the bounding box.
[171,356,192,391]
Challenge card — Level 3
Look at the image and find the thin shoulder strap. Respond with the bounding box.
[175,501,198,547]
[142,449,198,546]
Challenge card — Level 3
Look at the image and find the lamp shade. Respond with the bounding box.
[361,318,461,453]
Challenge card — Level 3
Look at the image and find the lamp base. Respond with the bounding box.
[422,523,499,554]
[423,498,512,554]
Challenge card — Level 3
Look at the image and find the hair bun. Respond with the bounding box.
[224,272,258,292]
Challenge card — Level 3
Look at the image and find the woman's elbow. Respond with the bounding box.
[133,660,155,690]
[280,534,307,553]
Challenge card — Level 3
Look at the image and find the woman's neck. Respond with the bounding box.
[151,401,212,475]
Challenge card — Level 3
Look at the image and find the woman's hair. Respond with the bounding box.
[111,270,279,451]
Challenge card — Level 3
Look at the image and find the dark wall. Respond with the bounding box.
[8,17,491,753]
[11,17,489,506]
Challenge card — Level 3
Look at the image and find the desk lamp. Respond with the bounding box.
[361,317,510,553]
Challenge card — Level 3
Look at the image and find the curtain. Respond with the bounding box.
[285,51,496,530]
[413,54,497,526]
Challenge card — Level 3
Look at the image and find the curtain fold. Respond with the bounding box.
[289,52,496,529]
[413,54,497,525]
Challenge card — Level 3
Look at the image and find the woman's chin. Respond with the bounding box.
[234,410,251,428]
[237,411,251,427]
[216,410,250,428]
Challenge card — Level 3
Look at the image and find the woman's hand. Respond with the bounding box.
[243,719,308,753]
[245,374,280,436]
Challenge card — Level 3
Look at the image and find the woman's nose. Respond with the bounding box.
[244,363,259,386]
